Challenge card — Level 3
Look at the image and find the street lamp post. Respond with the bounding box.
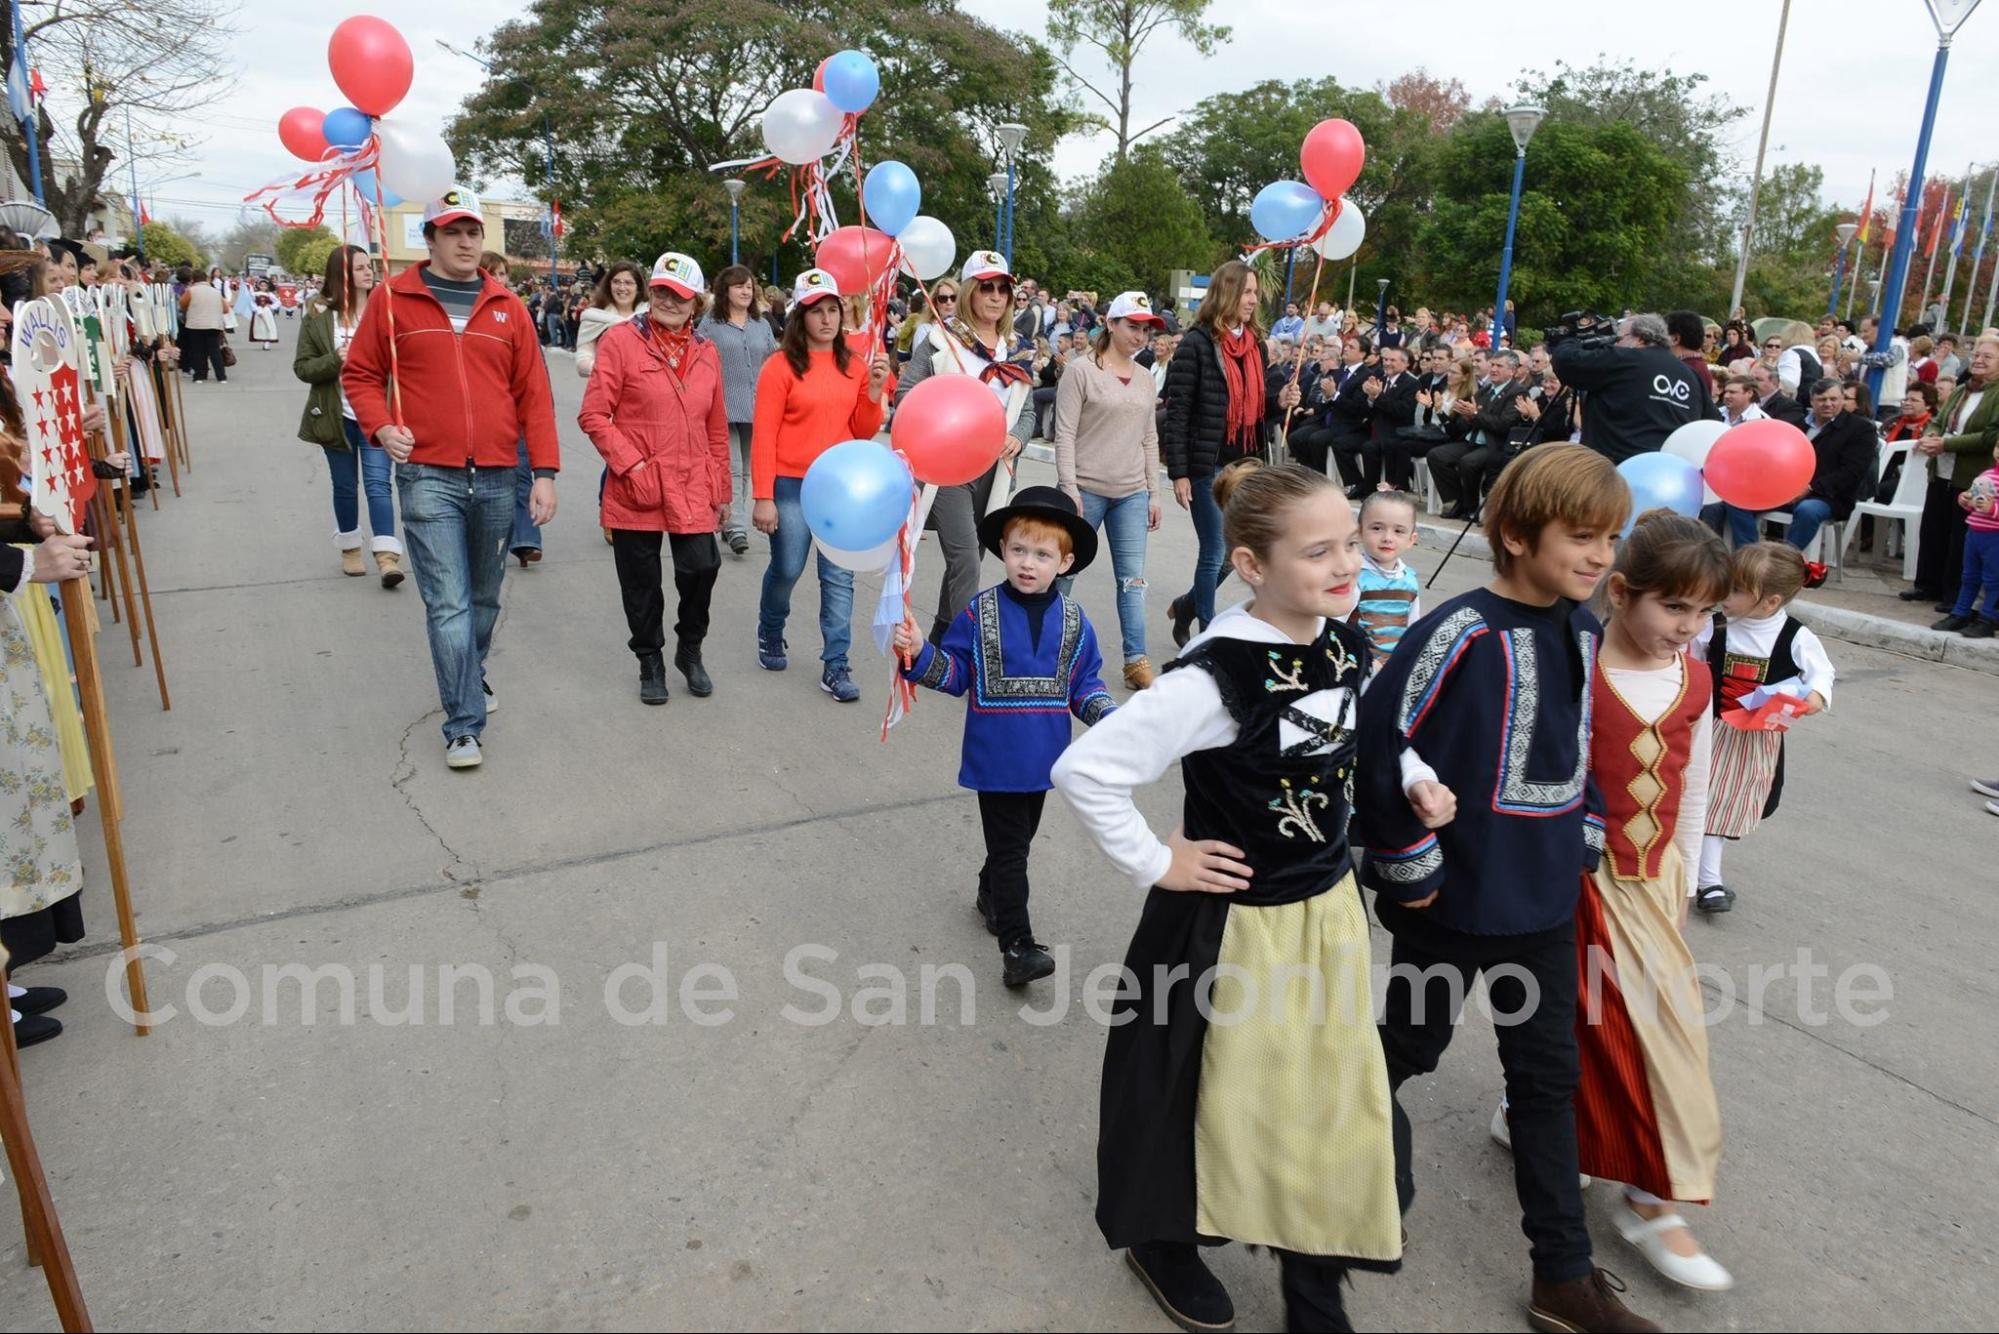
[723,178,745,266]
[1492,102,1544,350]
[10,0,45,205]
[1827,220,1859,318]
[1867,0,1983,407]
[987,170,1008,252]
[996,123,1027,269]
[1374,277,1390,340]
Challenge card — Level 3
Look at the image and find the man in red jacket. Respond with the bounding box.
[344,187,560,770]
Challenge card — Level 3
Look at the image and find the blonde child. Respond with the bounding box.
[1350,489,1421,663]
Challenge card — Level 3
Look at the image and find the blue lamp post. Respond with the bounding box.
[997,122,1027,268]
[1826,221,1859,318]
[1868,0,1983,406]
[1491,102,1544,350]
[10,0,45,204]
[988,170,1008,251]
[723,178,744,266]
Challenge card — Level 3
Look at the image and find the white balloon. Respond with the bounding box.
[375,117,459,203]
[896,215,956,282]
[1311,197,1367,261]
[814,533,899,573]
[1662,418,1730,505]
[762,89,843,166]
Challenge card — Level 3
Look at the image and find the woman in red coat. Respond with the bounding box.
[579,252,731,705]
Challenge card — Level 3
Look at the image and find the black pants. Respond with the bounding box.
[1427,440,1506,511]
[183,328,227,381]
[1289,422,1336,477]
[1375,910,1592,1282]
[1330,432,1372,490]
[1277,1250,1354,1333]
[610,529,720,659]
[976,790,1045,948]
[1913,474,1969,597]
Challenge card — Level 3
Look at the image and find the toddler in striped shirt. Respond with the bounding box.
[1350,490,1422,663]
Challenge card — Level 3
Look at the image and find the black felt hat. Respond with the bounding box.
[977,484,1098,574]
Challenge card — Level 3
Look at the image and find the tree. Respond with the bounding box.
[1068,147,1215,296]
[290,235,339,281]
[1378,69,1471,134]
[218,217,285,272]
[1046,0,1227,161]
[450,0,1075,277]
[275,225,337,275]
[0,0,236,235]
[139,220,198,268]
[1418,112,1689,321]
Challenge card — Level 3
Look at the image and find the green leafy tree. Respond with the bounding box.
[1418,113,1688,321]
[1730,163,1843,321]
[1045,0,1227,160]
[274,224,337,275]
[1068,146,1215,296]
[290,235,340,282]
[449,0,1075,280]
[138,220,199,269]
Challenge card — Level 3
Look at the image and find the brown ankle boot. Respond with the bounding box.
[1122,656,1156,690]
[375,551,405,589]
[1528,1269,1659,1333]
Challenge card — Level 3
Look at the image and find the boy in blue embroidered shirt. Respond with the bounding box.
[893,486,1115,987]
[1354,446,1656,1334]
[1351,489,1422,663]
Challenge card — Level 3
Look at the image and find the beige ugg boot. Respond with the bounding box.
[340,548,365,577]
[375,551,405,589]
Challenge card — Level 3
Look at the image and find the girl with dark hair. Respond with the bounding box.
[699,263,777,555]
[294,243,402,587]
[749,269,894,703]
[577,260,644,380]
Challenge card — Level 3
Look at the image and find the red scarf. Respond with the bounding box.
[1216,325,1265,453]
[958,322,1031,389]
[1887,410,1931,442]
[647,318,693,379]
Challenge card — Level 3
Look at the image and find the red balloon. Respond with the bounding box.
[891,375,1008,486]
[1301,118,1366,201]
[813,57,829,93]
[328,16,414,117]
[1702,419,1816,512]
[815,225,897,296]
[278,107,329,162]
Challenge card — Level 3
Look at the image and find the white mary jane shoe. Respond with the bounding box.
[1489,1102,1592,1187]
[1612,1200,1735,1291]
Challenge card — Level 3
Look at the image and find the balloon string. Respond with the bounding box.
[367,139,402,429]
[1243,196,1343,261]
[1276,250,1328,463]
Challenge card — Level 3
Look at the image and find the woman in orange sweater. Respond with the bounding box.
[751,268,895,702]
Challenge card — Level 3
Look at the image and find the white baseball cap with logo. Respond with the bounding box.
[958,250,1014,286]
[649,252,706,299]
[791,268,841,308]
[1105,291,1163,325]
[422,187,483,229]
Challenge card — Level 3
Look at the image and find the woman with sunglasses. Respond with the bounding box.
[578,253,731,706]
[699,264,777,556]
[895,251,1034,644]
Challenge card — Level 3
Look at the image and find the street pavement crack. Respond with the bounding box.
[392,704,474,886]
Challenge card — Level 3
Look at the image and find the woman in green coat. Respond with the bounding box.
[295,243,403,588]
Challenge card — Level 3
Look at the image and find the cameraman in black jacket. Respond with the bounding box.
[1550,311,1714,462]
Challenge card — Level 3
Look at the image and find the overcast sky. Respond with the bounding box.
[148,0,1998,240]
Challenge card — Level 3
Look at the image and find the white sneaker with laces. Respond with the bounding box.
[1987,800,1999,818]
[482,679,497,713]
[446,736,482,770]
[1971,777,1999,800]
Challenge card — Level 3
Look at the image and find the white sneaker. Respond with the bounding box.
[445,736,482,770]
[1490,1101,1591,1186]
[1972,777,1999,800]
[1611,1199,1734,1291]
[481,678,497,713]
[1987,800,1999,818]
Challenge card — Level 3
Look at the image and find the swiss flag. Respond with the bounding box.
[45,363,95,531]
[551,199,563,238]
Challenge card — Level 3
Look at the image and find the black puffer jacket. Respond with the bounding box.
[1162,324,1276,479]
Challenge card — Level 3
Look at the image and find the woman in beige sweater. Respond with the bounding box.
[1054,291,1164,689]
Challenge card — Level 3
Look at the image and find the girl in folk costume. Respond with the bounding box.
[1053,461,1400,1334]
[1572,510,1736,1292]
[1161,260,1300,648]
[1693,543,1834,915]
[578,252,731,706]
[894,250,1033,645]
[249,285,281,349]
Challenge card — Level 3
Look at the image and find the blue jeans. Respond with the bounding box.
[510,436,542,553]
[758,475,854,668]
[397,464,516,742]
[1713,497,1833,551]
[1952,527,1999,620]
[1058,488,1150,661]
[1179,469,1226,625]
[324,419,400,553]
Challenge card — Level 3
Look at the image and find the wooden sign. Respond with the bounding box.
[11,297,95,534]
[129,284,157,341]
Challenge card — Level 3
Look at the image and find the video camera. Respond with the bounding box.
[1544,310,1617,351]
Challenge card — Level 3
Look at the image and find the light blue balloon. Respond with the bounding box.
[822,49,880,115]
[323,106,373,151]
[1616,451,1707,534]
[348,169,402,208]
[801,439,913,550]
[1250,180,1324,243]
[862,160,921,238]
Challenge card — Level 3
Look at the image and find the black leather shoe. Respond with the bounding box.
[1934,613,1974,632]
[1965,619,1998,640]
[1000,939,1056,988]
[11,986,66,1016]
[12,1013,61,1048]
[1168,596,1196,650]
[1937,601,1955,613]
[1126,1241,1235,1332]
[675,647,714,697]
[639,654,670,705]
[1898,588,1939,602]
[1695,884,1734,915]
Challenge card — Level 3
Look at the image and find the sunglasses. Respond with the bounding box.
[933,293,958,304]
[981,281,1016,295]
[1763,341,1782,349]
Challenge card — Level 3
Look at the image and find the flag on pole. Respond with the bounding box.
[138,198,151,226]
[1951,184,1972,257]
[551,199,564,239]
[1925,184,1951,258]
[1856,170,1876,243]
[5,54,29,125]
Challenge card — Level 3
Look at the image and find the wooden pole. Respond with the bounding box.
[0,960,94,1330]
[155,360,182,500]
[85,393,143,666]
[103,395,169,710]
[169,354,192,475]
[58,577,150,1036]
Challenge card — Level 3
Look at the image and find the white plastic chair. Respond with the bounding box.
[1848,440,1927,580]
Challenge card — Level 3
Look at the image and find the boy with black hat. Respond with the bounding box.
[892,486,1117,986]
